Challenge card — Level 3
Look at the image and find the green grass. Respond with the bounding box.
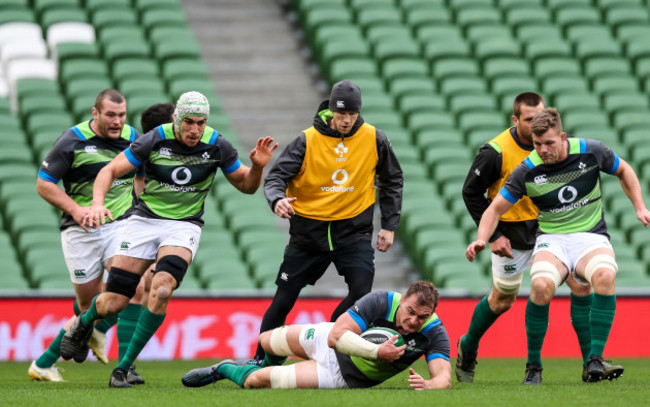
[6,359,650,407]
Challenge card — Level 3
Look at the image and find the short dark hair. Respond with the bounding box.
[140,102,174,133]
[405,280,439,312]
[530,107,563,137]
[94,89,125,111]
[513,92,545,118]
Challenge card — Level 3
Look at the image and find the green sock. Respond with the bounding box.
[73,299,81,316]
[262,353,287,367]
[217,363,260,388]
[80,296,100,328]
[95,315,118,334]
[116,307,165,371]
[570,293,592,365]
[35,329,65,368]
[525,299,549,366]
[462,296,499,353]
[117,304,142,360]
[589,293,616,358]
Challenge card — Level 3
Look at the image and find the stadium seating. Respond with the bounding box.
[286,0,650,290]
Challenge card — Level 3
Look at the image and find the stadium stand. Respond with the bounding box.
[1,0,649,292]
[0,0,290,292]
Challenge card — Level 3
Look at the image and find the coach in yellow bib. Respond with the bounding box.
[253,80,403,365]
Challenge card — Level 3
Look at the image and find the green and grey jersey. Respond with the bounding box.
[336,291,450,388]
[124,123,240,225]
[38,120,141,231]
[501,138,620,236]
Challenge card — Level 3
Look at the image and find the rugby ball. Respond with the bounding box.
[360,327,405,347]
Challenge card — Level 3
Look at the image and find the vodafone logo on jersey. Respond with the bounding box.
[322,169,355,192]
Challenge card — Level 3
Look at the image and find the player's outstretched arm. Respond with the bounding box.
[466,194,514,261]
[85,152,136,228]
[226,137,278,194]
[614,158,650,227]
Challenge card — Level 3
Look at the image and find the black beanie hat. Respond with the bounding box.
[329,80,362,112]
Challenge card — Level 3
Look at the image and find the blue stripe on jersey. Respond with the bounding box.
[71,126,86,140]
[38,169,59,183]
[223,159,241,174]
[608,154,620,174]
[579,138,587,153]
[128,126,136,142]
[157,125,165,139]
[499,186,518,203]
[385,291,395,320]
[426,353,450,362]
[347,309,367,331]
[524,157,535,169]
[124,148,142,167]
[208,129,219,145]
[420,319,441,334]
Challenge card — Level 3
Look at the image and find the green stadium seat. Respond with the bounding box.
[516,23,563,44]
[413,129,465,150]
[312,24,363,54]
[372,40,420,64]
[457,111,505,137]
[563,111,610,134]
[162,58,209,83]
[90,7,138,33]
[603,93,649,116]
[439,76,487,96]
[565,25,614,44]
[504,6,551,31]
[575,40,622,62]
[455,7,502,32]
[59,58,109,83]
[554,93,601,115]
[103,40,151,64]
[422,40,471,62]
[407,111,455,136]
[25,112,74,141]
[202,260,256,290]
[473,38,522,64]
[404,5,451,30]
[584,57,631,80]
[524,39,573,60]
[118,77,166,100]
[604,6,649,32]
[19,94,67,117]
[613,112,650,136]
[141,9,188,34]
[617,25,650,44]
[303,9,353,47]
[153,40,202,64]
[355,8,402,34]
[112,57,160,82]
[592,75,640,97]
[534,57,581,79]
[381,58,429,82]
[449,93,498,114]
[490,76,537,98]
[65,76,113,99]
[98,26,144,46]
[0,8,35,25]
[482,57,530,81]
[399,94,445,121]
[39,6,88,31]
[431,57,480,80]
[621,127,648,147]
[415,25,463,45]
[554,6,601,29]
[541,74,590,98]
[327,57,378,83]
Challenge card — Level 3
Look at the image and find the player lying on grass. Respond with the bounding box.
[182,280,451,390]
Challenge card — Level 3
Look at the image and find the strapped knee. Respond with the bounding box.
[269,326,292,356]
[269,365,297,389]
[155,255,188,287]
[584,255,617,284]
[493,272,523,295]
[106,267,141,298]
[530,261,562,289]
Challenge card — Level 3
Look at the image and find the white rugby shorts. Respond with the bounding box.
[61,219,126,284]
[299,322,349,389]
[115,215,201,260]
[533,232,613,280]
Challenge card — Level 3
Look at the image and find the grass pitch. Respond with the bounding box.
[6,358,649,407]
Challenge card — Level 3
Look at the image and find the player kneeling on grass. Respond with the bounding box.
[182,281,451,390]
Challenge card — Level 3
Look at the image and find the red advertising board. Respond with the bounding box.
[1,296,648,361]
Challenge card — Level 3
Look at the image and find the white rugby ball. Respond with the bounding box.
[360,326,405,347]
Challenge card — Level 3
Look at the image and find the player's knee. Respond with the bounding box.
[530,261,561,288]
[584,255,617,286]
[269,326,292,356]
[154,255,188,289]
[106,267,140,299]
[269,365,297,389]
[493,273,523,296]
[489,290,516,314]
